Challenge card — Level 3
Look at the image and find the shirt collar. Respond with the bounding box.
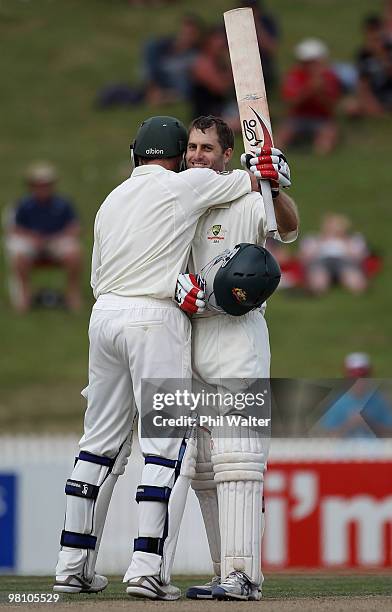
[132,164,169,176]
[205,204,231,212]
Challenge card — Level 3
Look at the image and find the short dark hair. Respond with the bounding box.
[363,14,382,30]
[188,116,235,152]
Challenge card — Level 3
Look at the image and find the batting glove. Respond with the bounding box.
[241,146,291,198]
[175,273,206,315]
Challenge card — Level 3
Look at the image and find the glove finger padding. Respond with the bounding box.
[175,273,206,314]
[242,147,291,190]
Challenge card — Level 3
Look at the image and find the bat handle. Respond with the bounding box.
[260,179,278,235]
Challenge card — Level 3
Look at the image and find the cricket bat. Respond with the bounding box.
[224,7,277,234]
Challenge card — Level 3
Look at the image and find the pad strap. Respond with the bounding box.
[136,485,171,503]
[77,451,115,468]
[60,530,97,550]
[65,479,99,499]
[144,440,187,477]
[134,536,162,555]
[144,456,177,469]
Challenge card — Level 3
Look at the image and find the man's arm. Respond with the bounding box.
[242,146,298,242]
[52,220,81,238]
[90,213,101,298]
[273,191,299,241]
[181,168,252,216]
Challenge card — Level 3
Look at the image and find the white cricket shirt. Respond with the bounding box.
[91,165,251,299]
[190,191,298,316]
[190,191,297,273]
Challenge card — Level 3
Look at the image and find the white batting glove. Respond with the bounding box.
[241,146,291,198]
[175,273,206,315]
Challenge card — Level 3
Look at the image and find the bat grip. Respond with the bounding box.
[260,179,277,235]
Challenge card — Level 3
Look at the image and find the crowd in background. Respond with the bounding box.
[98,0,392,154]
[2,1,390,432]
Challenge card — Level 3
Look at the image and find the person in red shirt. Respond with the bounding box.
[276,39,341,154]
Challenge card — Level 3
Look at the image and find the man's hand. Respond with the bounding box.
[241,147,291,198]
[175,273,206,314]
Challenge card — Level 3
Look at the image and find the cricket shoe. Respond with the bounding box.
[53,573,108,594]
[126,575,181,600]
[212,571,262,601]
[186,575,221,599]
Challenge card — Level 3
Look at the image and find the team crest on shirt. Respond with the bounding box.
[232,287,247,303]
[207,224,227,243]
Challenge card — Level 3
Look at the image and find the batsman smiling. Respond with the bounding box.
[176,115,298,601]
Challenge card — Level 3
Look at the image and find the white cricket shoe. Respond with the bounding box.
[53,573,108,594]
[126,575,181,600]
[186,575,221,599]
[212,571,262,601]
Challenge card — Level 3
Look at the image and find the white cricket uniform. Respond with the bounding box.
[56,164,252,585]
[189,190,297,586]
[191,190,297,382]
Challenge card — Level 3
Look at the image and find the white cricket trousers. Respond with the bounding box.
[192,309,270,381]
[82,294,191,455]
[56,294,192,581]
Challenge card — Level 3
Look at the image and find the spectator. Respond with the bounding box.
[142,13,204,105]
[347,15,392,116]
[266,238,303,290]
[5,162,82,313]
[190,26,239,129]
[383,0,392,41]
[317,353,392,438]
[299,214,368,295]
[276,38,341,155]
[240,0,280,91]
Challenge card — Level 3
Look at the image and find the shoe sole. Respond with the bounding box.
[186,593,213,600]
[126,586,180,601]
[53,585,107,594]
[212,591,262,601]
[213,593,249,601]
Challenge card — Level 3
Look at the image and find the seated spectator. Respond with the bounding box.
[240,0,280,91]
[190,26,239,130]
[266,238,304,289]
[317,353,392,438]
[347,15,392,116]
[383,0,392,42]
[142,13,204,105]
[276,38,341,155]
[5,162,82,313]
[299,214,368,295]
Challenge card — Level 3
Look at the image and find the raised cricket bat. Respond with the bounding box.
[224,7,277,234]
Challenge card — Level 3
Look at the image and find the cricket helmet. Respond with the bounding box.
[212,243,281,316]
[130,116,188,166]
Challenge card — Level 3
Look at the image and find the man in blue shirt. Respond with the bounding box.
[7,162,82,312]
[318,353,392,438]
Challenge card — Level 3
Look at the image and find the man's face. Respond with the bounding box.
[29,181,55,203]
[186,127,232,172]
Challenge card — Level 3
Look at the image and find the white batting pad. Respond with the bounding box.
[212,424,267,585]
[56,436,132,580]
[191,427,221,576]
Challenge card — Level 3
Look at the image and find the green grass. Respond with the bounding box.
[0,0,390,431]
[0,574,391,602]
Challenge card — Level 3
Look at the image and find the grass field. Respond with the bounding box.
[0,0,390,431]
[1,574,391,603]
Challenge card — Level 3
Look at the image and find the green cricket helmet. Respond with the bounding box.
[212,243,281,316]
[130,116,188,166]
